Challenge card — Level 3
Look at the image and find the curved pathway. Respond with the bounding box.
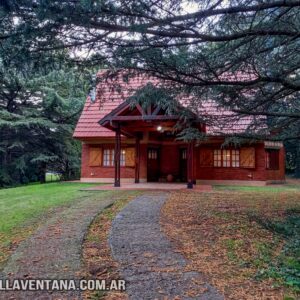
[0,192,116,300]
[110,193,223,300]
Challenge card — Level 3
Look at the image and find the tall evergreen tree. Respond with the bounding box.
[1,0,300,177]
[0,48,93,185]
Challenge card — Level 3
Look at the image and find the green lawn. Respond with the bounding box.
[0,182,98,267]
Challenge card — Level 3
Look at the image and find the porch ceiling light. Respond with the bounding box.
[157,125,162,131]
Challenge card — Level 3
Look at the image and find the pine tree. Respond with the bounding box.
[0,50,93,185]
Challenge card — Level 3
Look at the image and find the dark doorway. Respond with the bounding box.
[147,148,160,182]
[179,148,187,182]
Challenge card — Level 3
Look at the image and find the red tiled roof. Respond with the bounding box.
[73,70,263,139]
[197,101,265,135]
[73,71,161,138]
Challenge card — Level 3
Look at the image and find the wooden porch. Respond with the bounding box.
[99,102,202,189]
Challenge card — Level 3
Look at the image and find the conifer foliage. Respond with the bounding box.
[0,51,92,186]
[1,0,300,180]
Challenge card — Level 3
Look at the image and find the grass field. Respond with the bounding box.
[161,184,300,299]
[0,182,98,267]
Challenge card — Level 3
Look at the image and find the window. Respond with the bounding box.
[213,150,222,167]
[266,149,279,170]
[103,149,126,167]
[222,150,231,167]
[148,149,158,160]
[181,149,187,160]
[121,149,126,166]
[103,149,114,166]
[232,150,240,167]
[213,149,240,168]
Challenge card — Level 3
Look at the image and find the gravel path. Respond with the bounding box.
[0,192,116,300]
[109,193,223,300]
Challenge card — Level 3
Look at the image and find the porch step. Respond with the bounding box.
[81,183,213,191]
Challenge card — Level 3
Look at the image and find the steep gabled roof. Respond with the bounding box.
[73,70,263,139]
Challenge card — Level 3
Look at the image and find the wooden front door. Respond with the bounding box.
[179,148,187,182]
[147,148,160,182]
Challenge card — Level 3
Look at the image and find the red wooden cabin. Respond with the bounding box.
[73,71,285,187]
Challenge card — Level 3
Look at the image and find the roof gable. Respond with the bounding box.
[73,71,159,138]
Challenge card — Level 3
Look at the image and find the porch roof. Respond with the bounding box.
[97,96,202,137]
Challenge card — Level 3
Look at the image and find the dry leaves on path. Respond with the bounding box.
[160,190,300,300]
[82,191,141,300]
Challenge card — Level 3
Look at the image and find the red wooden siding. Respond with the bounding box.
[81,141,285,182]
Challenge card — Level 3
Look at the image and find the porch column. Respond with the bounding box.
[135,135,141,183]
[187,141,194,189]
[114,123,121,187]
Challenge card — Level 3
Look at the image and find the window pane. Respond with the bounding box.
[103,149,115,166]
[266,151,270,169]
[213,150,221,167]
[121,149,126,166]
[103,149,110,166]
[111,149,115,166]
[148,149,158,160]
[232,150,240,168]
[223,150,231,167]
[181,149,187,160]
[153,150,157,159]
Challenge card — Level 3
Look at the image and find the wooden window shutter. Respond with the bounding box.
[89,147,103,166]
[199,149,213,166]
[125,147,135,167]
[240,147,255,168]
